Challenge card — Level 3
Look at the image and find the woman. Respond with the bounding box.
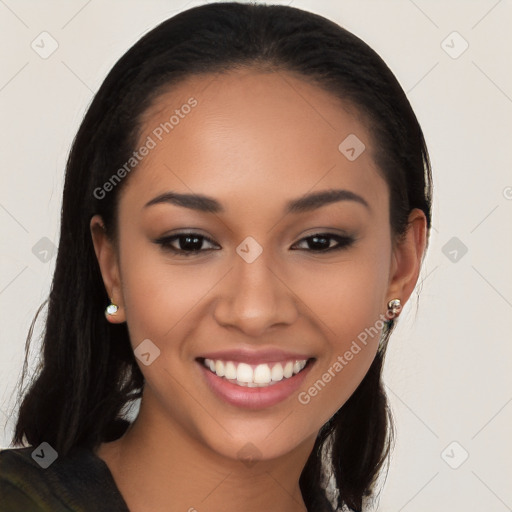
[0,2,432,511]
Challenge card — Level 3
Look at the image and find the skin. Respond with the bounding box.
[90,68,427,512]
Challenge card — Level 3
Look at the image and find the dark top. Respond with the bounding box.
[0,446,130,511]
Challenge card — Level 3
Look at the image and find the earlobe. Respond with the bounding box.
[89,215,126,323]
[386,208,428,310]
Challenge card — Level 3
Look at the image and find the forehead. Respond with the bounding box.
[122,69,387,216]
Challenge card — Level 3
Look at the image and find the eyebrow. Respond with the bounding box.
[144,188,370,214]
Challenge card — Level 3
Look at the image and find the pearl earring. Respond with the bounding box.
[105,298,119,318]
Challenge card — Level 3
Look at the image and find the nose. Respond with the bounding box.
[213,248,299,337]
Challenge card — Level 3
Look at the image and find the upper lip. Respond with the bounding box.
[197,348,314,365]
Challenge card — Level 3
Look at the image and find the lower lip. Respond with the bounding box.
[197,360,314,410]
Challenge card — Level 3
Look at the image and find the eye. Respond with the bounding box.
[154,232,219,256]
[291,233,355,253]
[154,231,355,257]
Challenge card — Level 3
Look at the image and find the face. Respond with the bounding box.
[92,68,423,463]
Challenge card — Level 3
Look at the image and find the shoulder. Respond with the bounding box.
[0,446,69,511]
[0,445,129,512]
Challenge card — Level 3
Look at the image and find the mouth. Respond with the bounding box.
[195,355,316,409]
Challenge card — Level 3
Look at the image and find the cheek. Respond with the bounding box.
[117,234,221,347]
[292,239,391,424]
[291,238,391,346]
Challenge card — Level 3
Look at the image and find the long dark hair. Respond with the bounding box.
[12,3,432,511]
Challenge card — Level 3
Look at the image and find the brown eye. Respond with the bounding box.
[291,233,355,252]
[154,232,219,256]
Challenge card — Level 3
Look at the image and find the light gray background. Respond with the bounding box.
[1,1,511,510]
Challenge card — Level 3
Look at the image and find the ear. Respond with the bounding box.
[386,208,428,309]
[90,214,126,323]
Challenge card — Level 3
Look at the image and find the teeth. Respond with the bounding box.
[237,363,253,383]
[215,360,225,377]
[271,363,283,381]
[254,364,272,384]
[293,360,307,374]
[202,358,309,387]
[283,361,294,378]
[224,361,237,380]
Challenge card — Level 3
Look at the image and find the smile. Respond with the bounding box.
[200,358,309,387]
[196,355,315,410]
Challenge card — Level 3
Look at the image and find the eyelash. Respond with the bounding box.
[154,232,355,257]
